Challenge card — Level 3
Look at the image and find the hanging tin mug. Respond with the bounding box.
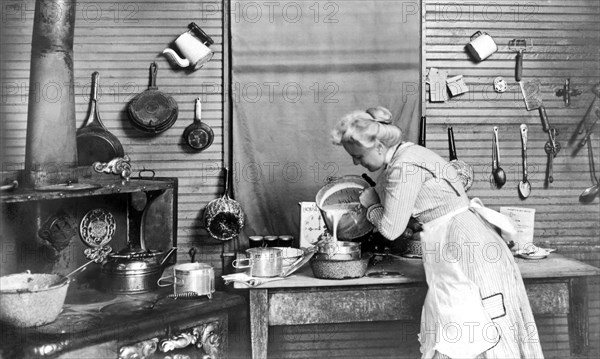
[466,31,498,61]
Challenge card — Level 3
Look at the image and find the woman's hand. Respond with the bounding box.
[359,187,380,208]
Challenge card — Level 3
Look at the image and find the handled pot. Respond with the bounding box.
[183,98,214,151]
[204,168,245,241]
[100,247,177,294]
[232,247,283,277]
[158,262,215,298]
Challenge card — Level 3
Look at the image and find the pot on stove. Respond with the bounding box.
[100,246,177,294]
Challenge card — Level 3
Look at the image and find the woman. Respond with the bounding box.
[331,107,544,359]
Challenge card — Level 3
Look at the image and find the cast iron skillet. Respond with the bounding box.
[76,72,124,166]
[128,62,178,134]
[183,98,214,151]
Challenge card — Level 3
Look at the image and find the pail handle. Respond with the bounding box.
[470,31,483,41]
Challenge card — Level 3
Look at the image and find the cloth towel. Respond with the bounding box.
[222,272,284,287]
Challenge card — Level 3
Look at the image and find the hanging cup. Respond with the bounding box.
[466,31,498,62]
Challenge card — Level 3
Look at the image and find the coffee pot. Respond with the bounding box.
[163,23,214,70]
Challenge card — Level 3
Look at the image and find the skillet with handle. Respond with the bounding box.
[128,62,178,134]
[76,72,124,166]
[183,98,214,151]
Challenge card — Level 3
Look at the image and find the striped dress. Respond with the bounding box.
[368,142,544,359]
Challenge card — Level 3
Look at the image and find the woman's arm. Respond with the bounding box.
[366,161,425,240]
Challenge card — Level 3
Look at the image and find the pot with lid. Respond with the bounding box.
[101,246,177,294]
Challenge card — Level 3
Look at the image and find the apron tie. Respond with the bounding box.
[469,198,518,246]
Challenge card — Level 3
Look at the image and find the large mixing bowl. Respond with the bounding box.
[315,176,373,240]
[0,271,69,327]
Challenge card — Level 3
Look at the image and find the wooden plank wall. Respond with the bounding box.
[423,0,600,357]
[0,0,227,269]
[423,0,600,257]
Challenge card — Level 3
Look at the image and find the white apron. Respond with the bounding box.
[419,198,518,359]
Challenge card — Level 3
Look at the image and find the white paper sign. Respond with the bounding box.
[299,202,325,248]
[499,207,535,250]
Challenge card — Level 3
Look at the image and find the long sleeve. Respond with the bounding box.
[368,161,425,240]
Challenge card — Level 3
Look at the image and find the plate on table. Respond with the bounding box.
[514,247,555,260]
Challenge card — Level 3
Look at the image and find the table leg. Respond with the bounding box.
[250,289,269,359]
[569,277,589,356]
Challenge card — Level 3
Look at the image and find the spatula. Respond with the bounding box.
[520,79,551,132]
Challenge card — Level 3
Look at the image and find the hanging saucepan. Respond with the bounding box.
[183,98,214,151]
[128,62,178,134]
[204,168,245,241]
[77,72,125,166]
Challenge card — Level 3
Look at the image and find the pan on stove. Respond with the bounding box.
[77,72,124,166]
[183,98,214,151]
[128,62,178,134]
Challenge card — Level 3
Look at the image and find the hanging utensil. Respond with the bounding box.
[508,39,529,82]
[448,126,474,191]
[492,127,506,188]
[518,124,531,199]
[183,98,214,151]
[204,168,246,241]
[579,134,599,203]
[419,116,426,147]
[76,72,124,166]
[544,128,561,185]
[519,79,552,132]
[128,62,179,134]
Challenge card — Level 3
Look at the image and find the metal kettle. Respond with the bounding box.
[101,246,177,294]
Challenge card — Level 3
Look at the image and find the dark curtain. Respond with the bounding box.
[231,0,421,243]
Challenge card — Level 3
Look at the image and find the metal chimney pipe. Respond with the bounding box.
[24,0,78,187]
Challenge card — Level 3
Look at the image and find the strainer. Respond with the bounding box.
[203,168,245,241]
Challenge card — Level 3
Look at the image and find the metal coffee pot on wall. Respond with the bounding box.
[162,23,214,71]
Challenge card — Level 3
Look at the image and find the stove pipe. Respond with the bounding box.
[24,0,78,187]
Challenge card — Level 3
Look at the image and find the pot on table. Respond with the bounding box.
[232,247,283,278]
[100,246,177,294]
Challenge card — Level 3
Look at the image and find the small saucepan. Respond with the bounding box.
[183,98,214,151]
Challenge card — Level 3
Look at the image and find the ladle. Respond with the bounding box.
[57,259,95,285]
[518,124,531,199]
[579,135,599,203]
[492,127,506,188]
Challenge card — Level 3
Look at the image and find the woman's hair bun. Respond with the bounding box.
[366,107,392,124]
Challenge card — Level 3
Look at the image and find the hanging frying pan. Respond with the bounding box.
[128,62,178,134]
[77,72,124,166]
[183,98,214,151]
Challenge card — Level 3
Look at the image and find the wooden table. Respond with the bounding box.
[238,253,600,359]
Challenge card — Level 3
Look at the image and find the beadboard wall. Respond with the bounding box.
[423,0,600,258]
[0,0,228,268]
[422,0,600,357]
